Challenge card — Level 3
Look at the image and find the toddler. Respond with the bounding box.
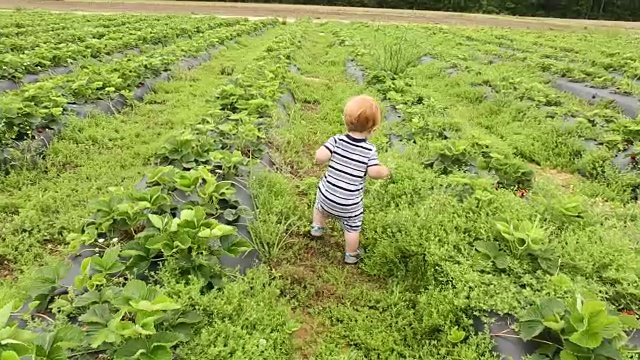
[311,95,390,264]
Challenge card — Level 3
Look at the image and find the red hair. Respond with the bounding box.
[343,95,381,133]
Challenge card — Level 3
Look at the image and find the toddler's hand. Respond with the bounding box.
[381,165,391,179]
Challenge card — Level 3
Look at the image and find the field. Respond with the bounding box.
[1,9,640,360]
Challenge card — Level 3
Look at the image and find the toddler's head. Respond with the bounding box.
[343,95,381,136]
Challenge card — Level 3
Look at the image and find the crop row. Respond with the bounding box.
[333,23,640,360]
[455,28,640,92]
[349,23,640,186]
[0,19,276,157]
[0,11,133,37]
[0,14,168,49]
[0,23,304,360]
[0,16,245,81]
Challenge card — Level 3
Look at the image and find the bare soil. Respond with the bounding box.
[0,255,14,280]
[3,0,640,30]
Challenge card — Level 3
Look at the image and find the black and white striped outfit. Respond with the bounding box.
[315,134,379,233]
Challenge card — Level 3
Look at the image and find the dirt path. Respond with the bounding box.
[3,0,640,30]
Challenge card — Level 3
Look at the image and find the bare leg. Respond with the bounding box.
[344,231,360,254]
[313,208,327,227]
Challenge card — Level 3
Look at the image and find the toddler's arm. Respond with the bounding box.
[315,146,331,165]
[366,146,390,179]
[315,136,336,165]
[367,164,390,179]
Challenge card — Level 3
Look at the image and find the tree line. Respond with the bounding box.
[202,0,640,21]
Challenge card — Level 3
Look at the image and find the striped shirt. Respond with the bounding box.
[316,134,379,220]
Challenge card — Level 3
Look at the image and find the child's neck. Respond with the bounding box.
[348,131,368,139]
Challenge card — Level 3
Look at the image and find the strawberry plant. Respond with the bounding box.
[473,241,508,270]
[495,218,560,274]
[155,131,218,170]
[0,301,38,358]
[27,261,72,311]
[424,141,474,175]
[479,152,534,191]
[71,280,200,358]
[520,294,640,360]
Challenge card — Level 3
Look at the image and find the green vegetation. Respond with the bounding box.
[1,10,640,360]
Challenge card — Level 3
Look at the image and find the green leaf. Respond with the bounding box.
[146,234,169,250]
[474,241,500,257]
[90,327,121,348]
[520,320,545,341]
[536,343,559,356]
[493,252,508,269]
[79,304,112,325]
[173,233,191,250]
[148,214,164,229]
[538,298,566,319]
[597,316,621,338]
[542,320,565,332]
[537,255,560,274]
[92,247,125,274]
[113,338,147,359]
[221,237,251,256]
[593,341,623,360]
[619,314,640,329]
[130,295,180,312]
[176,311,202,324]
[102,246,121,268]
[147,332,183,347]
[550,274,572,288]
[123,280,148,300]
[73,291,102,308]
[52,325,85,349]
[208,224,237,238]
[447,328,466,343]
[146,345,173,360]
[0,351,20,360]
[0,301,14,327]
[114,332,181,360]
[80,257,92,275]
[559,350,578,360]
[527,355,550,360]
[569,329,603,349]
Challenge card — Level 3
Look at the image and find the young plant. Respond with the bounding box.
[473,241,508,270]
[155,131,218,170]
[425,141,474,175]
[520,295,640,360]
[0,301,38,358]
[479,152,534,191]
[33,325,85,360]
[495,218,559,274]
[76,280,199,358]
[27,261,71,311]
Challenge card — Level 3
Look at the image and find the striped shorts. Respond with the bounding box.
[314,189,364,233]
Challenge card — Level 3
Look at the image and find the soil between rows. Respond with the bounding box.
[3,0,640,30]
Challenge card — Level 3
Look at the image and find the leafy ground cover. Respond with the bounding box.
[1,12,640,360]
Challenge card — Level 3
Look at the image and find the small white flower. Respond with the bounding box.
[111,237,119,243]
[258,339,266,346]
[98,238,105,243]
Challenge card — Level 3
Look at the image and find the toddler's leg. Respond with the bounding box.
[344,231,363,264]
[311,207,327,237]
[344,231,360,254]
[343,215,363,264]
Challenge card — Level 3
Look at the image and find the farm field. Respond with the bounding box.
[1,10,640,360]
